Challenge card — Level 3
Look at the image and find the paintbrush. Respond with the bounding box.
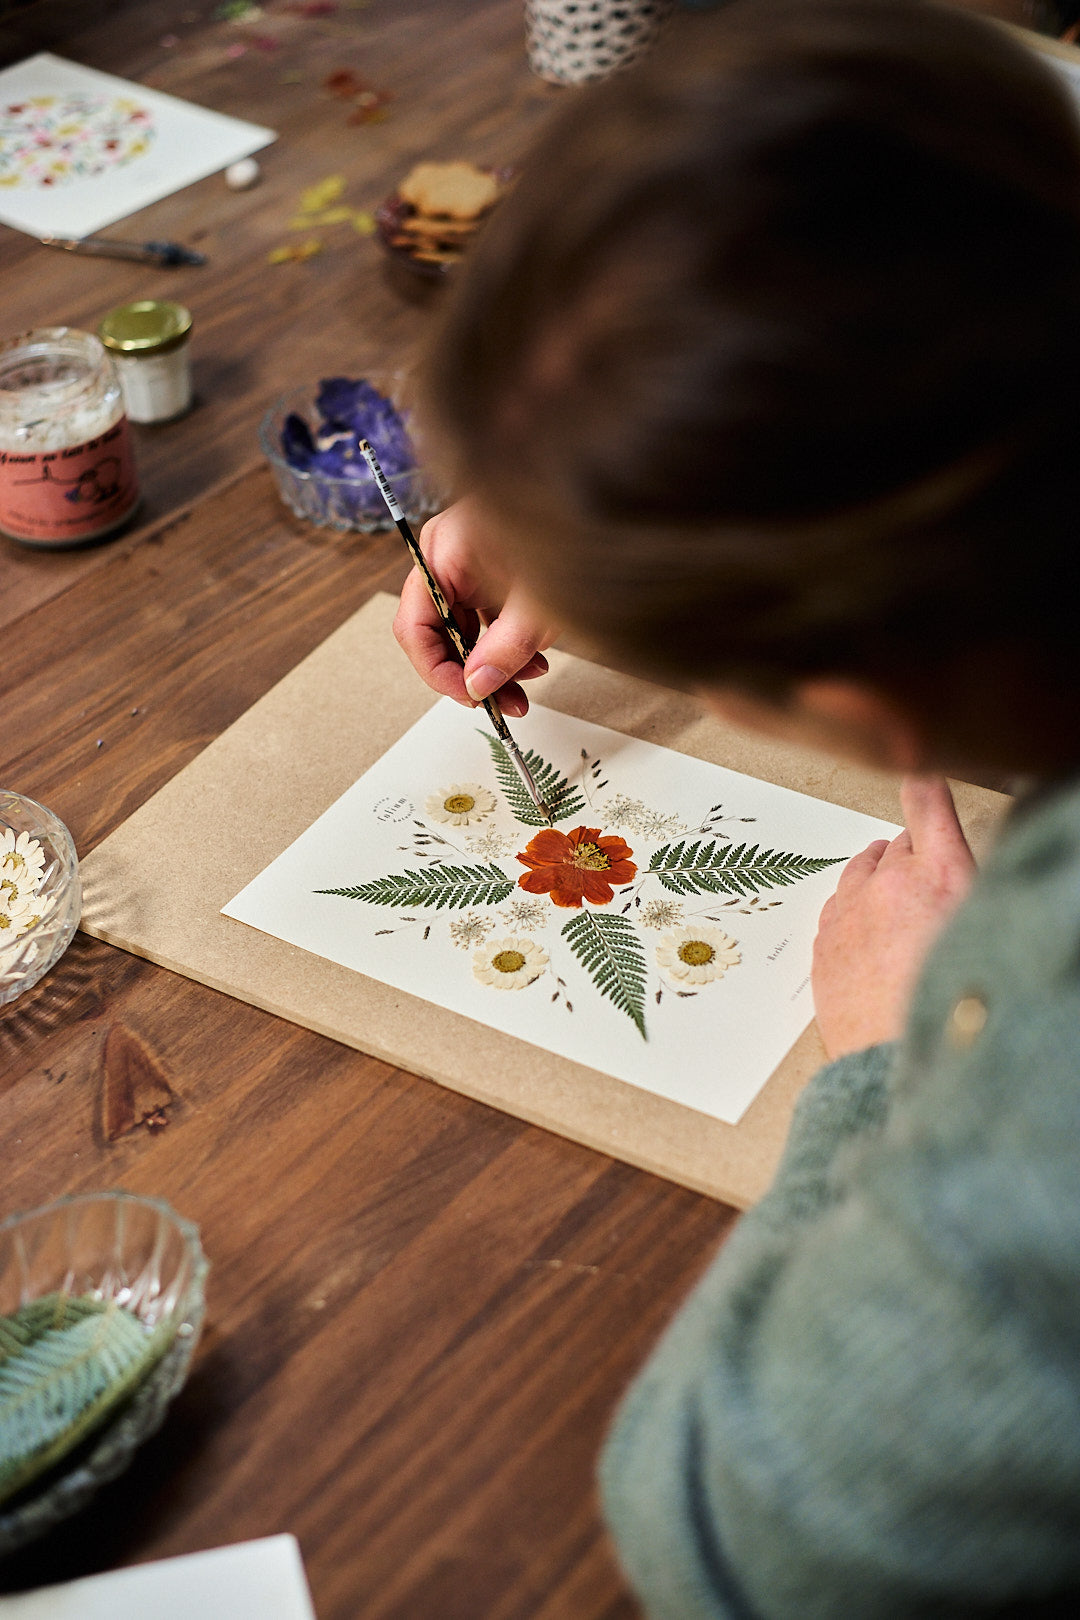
[358,438,554,826]
[38,235,207,267]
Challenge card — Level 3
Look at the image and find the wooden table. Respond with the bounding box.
[0,4,734,1613]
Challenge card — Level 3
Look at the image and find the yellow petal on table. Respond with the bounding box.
[351,210,376,234]
[287,205,355,229]
[298,175,345,214]
[267,238,324,264]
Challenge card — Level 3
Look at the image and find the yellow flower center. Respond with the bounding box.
[1,878,17,902]
[678,940,715,967]
[0,914,14,931]
[444,793,476,814]
[570,842,611,871]
[492,949,526,974]
[4,851,25,872]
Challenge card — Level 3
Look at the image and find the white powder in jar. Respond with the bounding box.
[0,331,124,450]
[0,382,124,451]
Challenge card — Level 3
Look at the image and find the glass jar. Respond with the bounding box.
[0,327,140,548]
[99,300,193,425]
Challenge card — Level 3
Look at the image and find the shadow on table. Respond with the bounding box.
[0,934,111,1074]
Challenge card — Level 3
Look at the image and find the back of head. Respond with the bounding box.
[424,0,1080,730]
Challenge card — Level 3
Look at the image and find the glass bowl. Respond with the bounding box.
[0,1191,208,1553]
[0,790,81,1008]
[259,380,439,534]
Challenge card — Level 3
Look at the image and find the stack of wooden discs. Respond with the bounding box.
[387,161,502,269]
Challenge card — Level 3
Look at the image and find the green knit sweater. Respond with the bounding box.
[601,777,1080,1617]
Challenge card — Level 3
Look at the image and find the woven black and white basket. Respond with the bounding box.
[525,0,676,85]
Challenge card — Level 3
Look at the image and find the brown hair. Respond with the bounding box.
[423,0,1080,714]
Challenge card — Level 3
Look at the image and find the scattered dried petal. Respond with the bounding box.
[267,237,324,264]
[298,174,345,213]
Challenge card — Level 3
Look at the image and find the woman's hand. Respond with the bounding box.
[392,498,558,718]
[812,775,976,1061]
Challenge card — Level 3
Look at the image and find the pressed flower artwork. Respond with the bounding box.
[223,699,899,1124]
[0,55,274,241]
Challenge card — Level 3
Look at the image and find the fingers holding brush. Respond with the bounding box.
[393,499,557,712]
[395,563,475,702]
[463,586,553,716]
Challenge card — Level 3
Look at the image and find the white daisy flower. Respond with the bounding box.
[472,935,549,991]
[1,874,25,910]
[640,898,684,931]
[656,925,741,985]
[0,828,46,889]
[0,888,35,943]
[449,911,495,950]
[424,783,496,826]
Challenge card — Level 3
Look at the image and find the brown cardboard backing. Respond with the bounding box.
[79,594,1009,1208]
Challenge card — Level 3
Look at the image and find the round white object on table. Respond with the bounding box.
[225,157,261,191]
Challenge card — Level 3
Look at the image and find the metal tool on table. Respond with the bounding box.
[358,437,554,826]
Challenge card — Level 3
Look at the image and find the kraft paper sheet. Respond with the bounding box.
[79,593,1009,1207]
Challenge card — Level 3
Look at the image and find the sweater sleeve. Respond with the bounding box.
[599,1044,897,1620]
[600,1011,1080,1619]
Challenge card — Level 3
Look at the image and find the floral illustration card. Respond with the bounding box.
[223,699,899,1125]
[0,55,275,239]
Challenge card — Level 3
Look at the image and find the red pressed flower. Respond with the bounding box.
[515,825,636,909]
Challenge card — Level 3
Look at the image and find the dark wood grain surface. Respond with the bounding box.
[0,5,736,1614]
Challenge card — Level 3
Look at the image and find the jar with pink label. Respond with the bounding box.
[0,327,141,549]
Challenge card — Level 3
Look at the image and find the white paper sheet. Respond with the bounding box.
[0,55,275,239]
[223,701,898,1125]
[0,1536,316,1619]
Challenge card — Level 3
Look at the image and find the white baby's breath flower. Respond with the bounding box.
[601,795,686,840]
[472,935,548,991]
[449,911,495,950]
[640,898,684,931]
[425,783,496,827]
[500,897,549,931]
[656,925,741,985]
[1,828,46,890]
[469,825,515,859]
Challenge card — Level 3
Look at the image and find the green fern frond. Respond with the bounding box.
[0,1295,171,1505]
[0,1294,105,1364]
[561,909,648,1039]
[648,840,846,898]
[481,733,586,826]
[316,863,514,910]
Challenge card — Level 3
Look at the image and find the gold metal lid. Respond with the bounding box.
[99,301,192,357]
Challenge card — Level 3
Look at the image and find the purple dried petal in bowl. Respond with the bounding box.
[260,378,439,534]
[280,411,316,470]
[310,443,370,479]
[316,376,384,431]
